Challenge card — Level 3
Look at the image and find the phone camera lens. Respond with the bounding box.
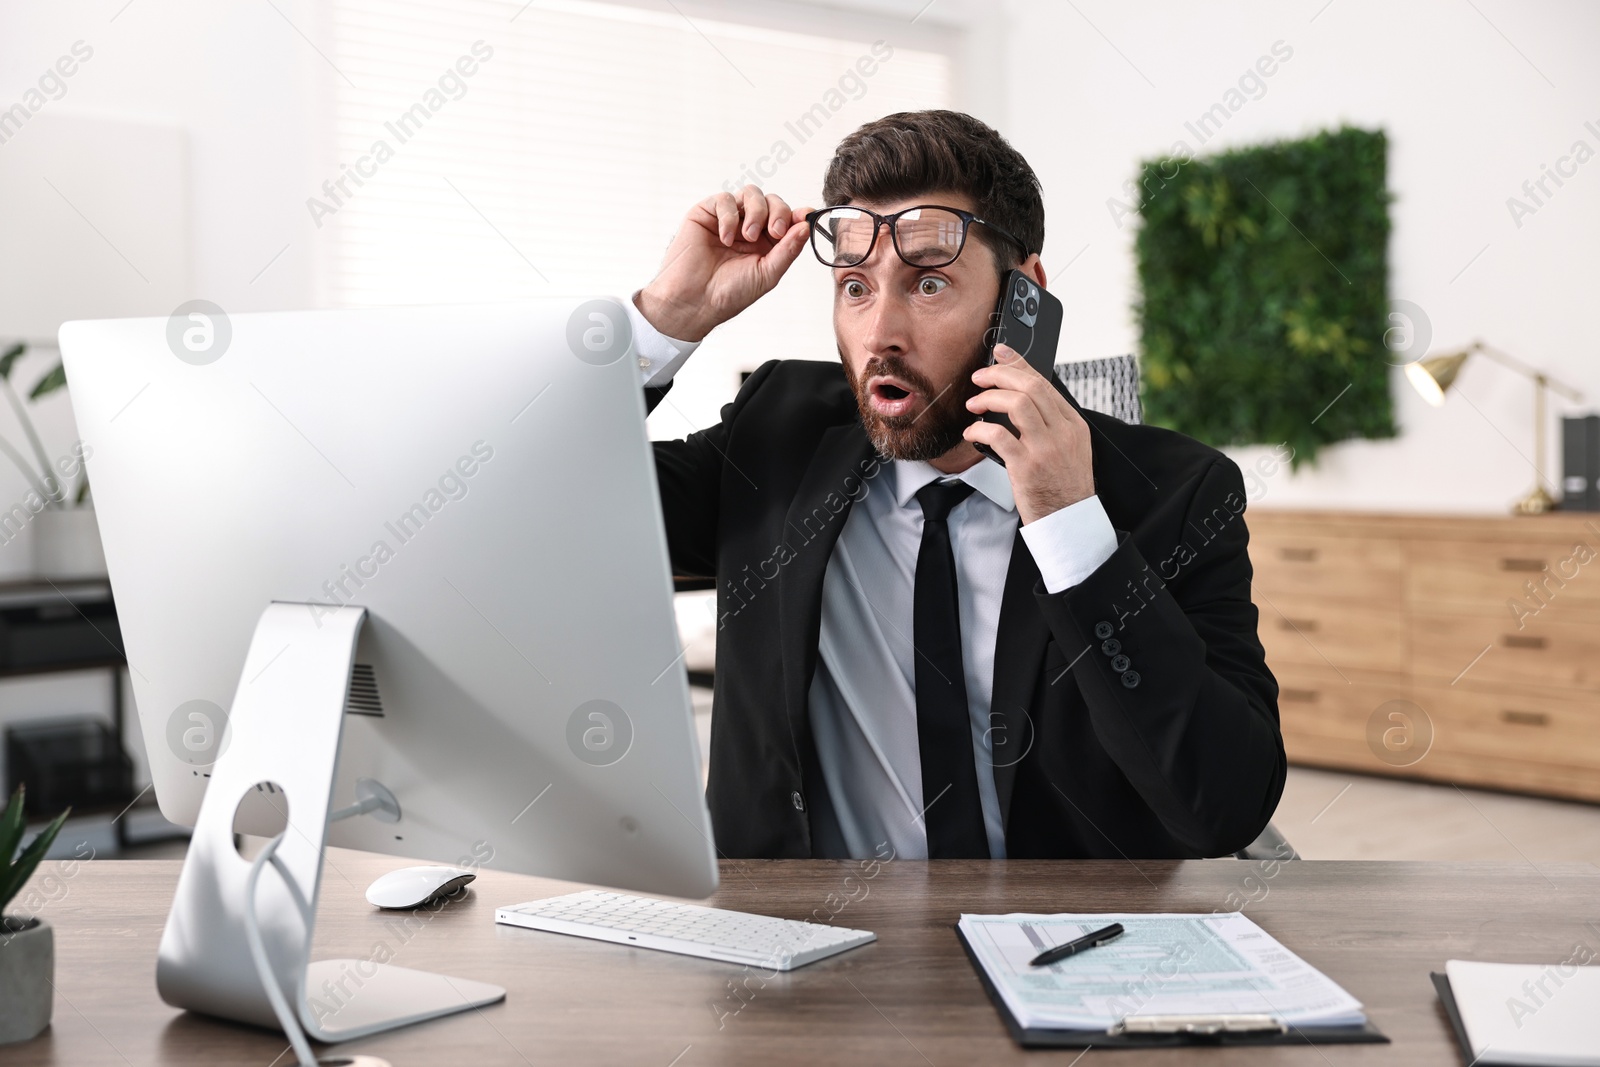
[1014,278,1029,297]
[1025,297,1038,316]
[1011,299,1025,318]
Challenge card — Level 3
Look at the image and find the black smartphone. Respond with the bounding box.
[973,268,1063,465]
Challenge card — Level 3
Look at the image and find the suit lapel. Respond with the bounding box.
[776,420,879,773]
[990,521,1051,831]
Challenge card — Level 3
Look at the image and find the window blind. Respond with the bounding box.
[321,0,952,428]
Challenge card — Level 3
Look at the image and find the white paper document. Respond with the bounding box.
[958,912,1367,1031]
[1445,959,1600,1066]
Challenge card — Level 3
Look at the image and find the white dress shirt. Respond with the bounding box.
[627,296,1118,858]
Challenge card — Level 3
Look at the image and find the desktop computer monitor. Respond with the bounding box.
[59,300,720,1041]
[60,299,717,895]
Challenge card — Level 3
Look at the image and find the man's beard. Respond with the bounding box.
[844,338,991,462]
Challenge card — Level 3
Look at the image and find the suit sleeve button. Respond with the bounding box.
[1111,654,1131,672]
[1093,621,1114,639]
[1100,638,1121,656]
[1121,670,1141,689]
[791,791,806,812]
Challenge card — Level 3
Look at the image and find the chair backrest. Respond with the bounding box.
[1055,354,1142,425]
[1234,822,1300,862]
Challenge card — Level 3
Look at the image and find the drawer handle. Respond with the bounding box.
[1279,618,1319,632]
[1281,688,1319,703]
[1500,557,1547,572]
[1280,547,1319,563]
[1501,709,1550,727]
[1501,634,1547,650]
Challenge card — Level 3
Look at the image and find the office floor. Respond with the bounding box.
[1274,764,1600,865]
[120,692,1600,868]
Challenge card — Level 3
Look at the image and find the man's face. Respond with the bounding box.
[831,193,1004,462]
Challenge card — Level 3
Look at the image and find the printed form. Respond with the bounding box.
[958,912,1367,1031]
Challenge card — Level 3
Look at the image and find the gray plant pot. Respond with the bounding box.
[33,507,108,580]
[0,915,53,1044]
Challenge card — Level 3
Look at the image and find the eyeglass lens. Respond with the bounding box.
[811,206,968,267]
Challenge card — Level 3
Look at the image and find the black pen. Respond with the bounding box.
[1029,922,1125,966]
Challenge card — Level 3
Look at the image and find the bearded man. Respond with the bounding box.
[622,109,1284,861]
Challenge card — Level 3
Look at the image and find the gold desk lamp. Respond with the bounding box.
[1405,340,1584,514]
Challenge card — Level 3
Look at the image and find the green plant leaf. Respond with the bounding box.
[29,361,67,400]
[0,785,25,869]
[0,343,24,381]
[0,800,71,916]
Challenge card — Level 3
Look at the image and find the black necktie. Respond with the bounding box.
[913,479,990,859]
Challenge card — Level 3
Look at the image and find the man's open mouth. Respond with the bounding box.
[867,375,920,419]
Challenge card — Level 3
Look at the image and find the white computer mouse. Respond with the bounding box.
[365,865,476,910]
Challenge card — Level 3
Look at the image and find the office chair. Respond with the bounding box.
[1056,355,1298,863]
[1234,822,1301,861]
[1054,354,1144,425]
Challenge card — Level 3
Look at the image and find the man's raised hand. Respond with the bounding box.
[964,343,1096,525]
[635,185,812,343]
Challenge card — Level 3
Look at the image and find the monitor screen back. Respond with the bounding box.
[60,300,718,898]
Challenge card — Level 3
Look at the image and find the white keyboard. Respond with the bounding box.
[495,890,875,970]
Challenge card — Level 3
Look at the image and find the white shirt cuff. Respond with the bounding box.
[1019,494,1118,594]
[628,290,701,387]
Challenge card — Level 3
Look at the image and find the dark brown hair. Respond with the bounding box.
[821,110,1044,270]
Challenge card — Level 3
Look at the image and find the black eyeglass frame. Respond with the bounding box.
[803,203,1030,270]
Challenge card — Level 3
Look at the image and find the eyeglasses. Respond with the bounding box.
[804,204,1028,270]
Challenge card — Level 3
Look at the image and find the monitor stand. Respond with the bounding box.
[155,603,505,1054]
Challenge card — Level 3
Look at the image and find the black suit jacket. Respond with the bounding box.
[647,359,1284,859]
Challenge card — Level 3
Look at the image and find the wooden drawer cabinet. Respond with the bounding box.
[1406,537,1600,614]
[1249,510,1600,802]
[1272,667,1411,771]
[1253,593,1406,673]
[1410,612,1600,690]
[1278,671,1600,800]
[1412,683,1600,768]
[1250,533,1404,603]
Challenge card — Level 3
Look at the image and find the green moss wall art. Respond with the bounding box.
[1134,125,1396,467]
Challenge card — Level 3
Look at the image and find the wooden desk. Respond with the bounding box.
[12,851,1599,1064]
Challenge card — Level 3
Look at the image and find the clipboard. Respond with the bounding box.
[956,924,1390,1049]
[1431,972,1473,1062]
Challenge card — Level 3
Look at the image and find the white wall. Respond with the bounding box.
[0,0,321,580]
[1001,0,1600,513]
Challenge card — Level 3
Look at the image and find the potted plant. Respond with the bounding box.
[1,785,71,1045]
[0,343,101,579]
